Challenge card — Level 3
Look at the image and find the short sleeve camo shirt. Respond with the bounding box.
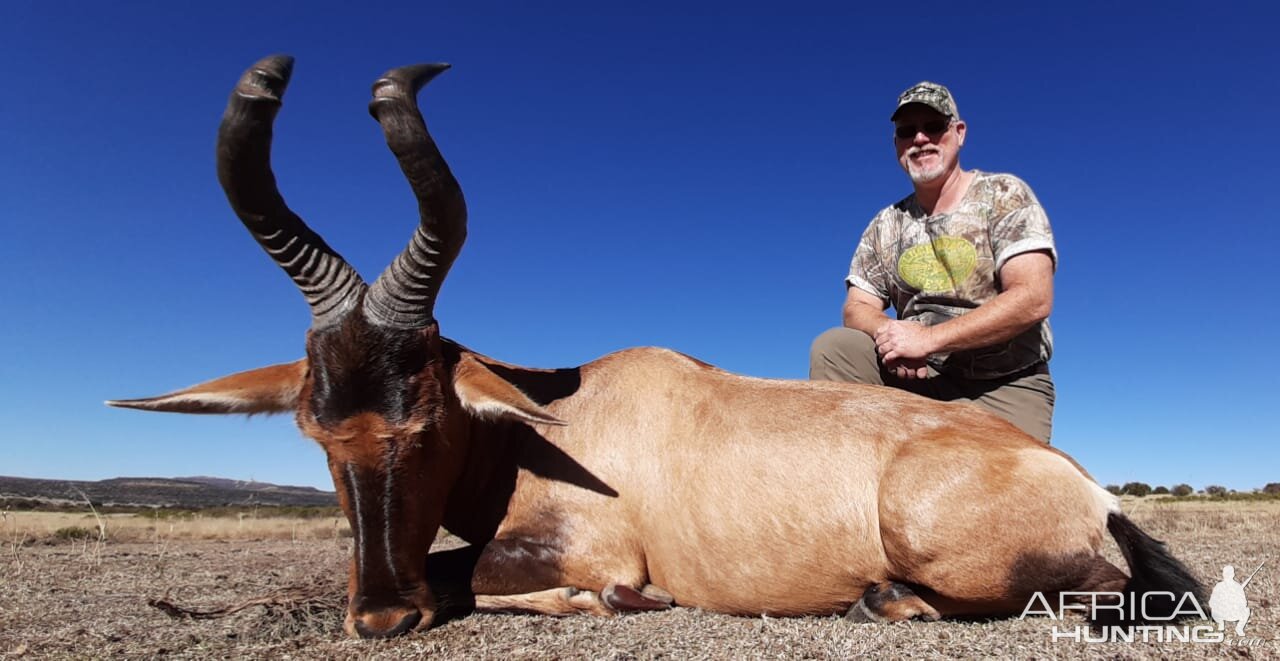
[846,171,1056,380]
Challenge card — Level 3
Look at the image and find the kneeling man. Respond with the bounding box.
[810,82,1057,443]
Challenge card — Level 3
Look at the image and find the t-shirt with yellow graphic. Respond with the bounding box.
[846,171,1056,380]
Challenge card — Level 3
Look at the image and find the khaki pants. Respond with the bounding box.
[809,327,1055,443]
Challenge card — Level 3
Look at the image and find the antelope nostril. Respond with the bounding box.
[354,608,423,639]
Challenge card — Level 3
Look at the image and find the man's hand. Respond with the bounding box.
[886,356,929,380]
[875,320,935,379]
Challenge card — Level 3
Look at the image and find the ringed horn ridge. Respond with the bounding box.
[215,55,465,329]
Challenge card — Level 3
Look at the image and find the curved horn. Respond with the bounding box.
[363,64,467,328]
[216,55,365,327]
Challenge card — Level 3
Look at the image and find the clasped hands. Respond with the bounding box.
[874,320,935,380]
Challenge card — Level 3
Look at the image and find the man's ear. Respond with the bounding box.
[453,353,566,426]
[106,360,306,415]
[955,119,967,147]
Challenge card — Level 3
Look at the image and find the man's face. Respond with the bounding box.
[893,105,965,185]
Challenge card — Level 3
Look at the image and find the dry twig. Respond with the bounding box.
[148,580,343,621]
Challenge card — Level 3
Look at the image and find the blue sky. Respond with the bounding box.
[2,2,1276,492]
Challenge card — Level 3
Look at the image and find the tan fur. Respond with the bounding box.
[105,360,306,414]
[301,412,400,464]
[468,346,1111,618]
[475,588,614,617]
[115,344,1119,624]
[453,353,566,426]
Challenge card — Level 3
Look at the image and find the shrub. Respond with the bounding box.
[1205,485,1228,496]
[1121,482,1152,497]
[53,526,96,541]
[1264,483,1280,495]
[1104,484,1122,496]
[1171,484,1193,497]
[1153,485,1170,495]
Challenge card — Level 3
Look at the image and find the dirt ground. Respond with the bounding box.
[2,501,1276,660]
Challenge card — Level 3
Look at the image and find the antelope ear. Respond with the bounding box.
[106,360,306,415]
[453,353,566,426]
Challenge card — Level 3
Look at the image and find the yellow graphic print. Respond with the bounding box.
[897,236,977,292]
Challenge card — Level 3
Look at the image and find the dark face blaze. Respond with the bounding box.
[298,315,464,638]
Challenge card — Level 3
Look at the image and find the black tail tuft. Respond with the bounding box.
[1104,511,1205,624]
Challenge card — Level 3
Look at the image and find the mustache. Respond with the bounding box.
[907,146,940,157]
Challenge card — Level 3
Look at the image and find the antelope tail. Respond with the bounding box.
[1105,512,1205,623]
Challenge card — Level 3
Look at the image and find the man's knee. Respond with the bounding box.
[968,373,1055,444]
[809,327,881,384]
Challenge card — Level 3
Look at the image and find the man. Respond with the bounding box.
[809,81,1057,443]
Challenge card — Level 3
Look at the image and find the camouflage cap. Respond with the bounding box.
[891,81,959,121]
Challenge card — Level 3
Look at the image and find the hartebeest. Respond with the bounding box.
[110,56,1203,639]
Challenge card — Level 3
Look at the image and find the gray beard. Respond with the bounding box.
[908,162,946,184]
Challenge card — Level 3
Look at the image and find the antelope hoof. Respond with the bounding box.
[602,584,674,612]
[641,583,675,605]
[844,600,881,623]
[844,582,941,623]
[234,54,294,103]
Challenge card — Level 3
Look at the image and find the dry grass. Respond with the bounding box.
[1,510,350,544]
[1,501,1276,659]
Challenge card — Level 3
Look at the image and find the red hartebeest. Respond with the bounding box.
[109,56,1203,639]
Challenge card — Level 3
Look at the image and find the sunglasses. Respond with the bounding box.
[894,119,951,140]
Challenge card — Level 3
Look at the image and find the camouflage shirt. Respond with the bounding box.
[847,171,1056,380]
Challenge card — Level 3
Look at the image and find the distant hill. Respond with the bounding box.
[0,475,337,509]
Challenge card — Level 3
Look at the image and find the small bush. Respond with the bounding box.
[1264,483,1280,495]
[1153,485,1170,495]
[1204,485,1228,496]
[1171,484,1193,497]
[1104,484,1122,496]
[1122,482,1152,497]
[53,526,96,541]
